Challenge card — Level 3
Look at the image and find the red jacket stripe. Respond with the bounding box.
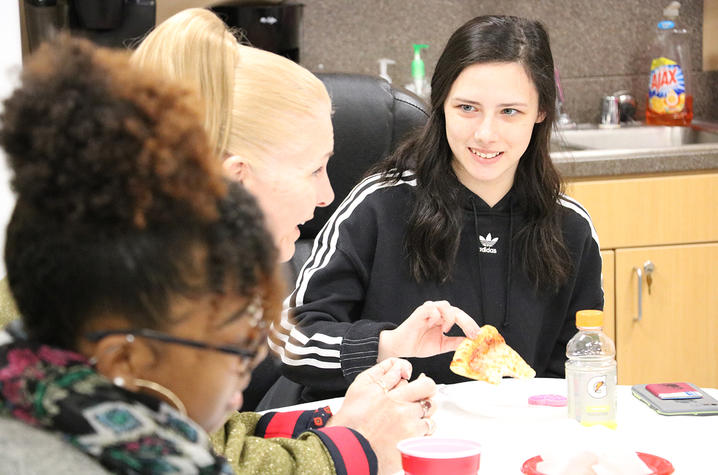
[258,411,304,439]
[312,426,376,475]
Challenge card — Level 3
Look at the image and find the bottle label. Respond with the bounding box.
[566,366,617,428]
[587,375,608,398]
[648,57,686,114]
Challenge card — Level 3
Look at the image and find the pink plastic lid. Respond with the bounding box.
[528,394,567,407]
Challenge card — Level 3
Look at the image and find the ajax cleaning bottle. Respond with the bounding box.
[646,1,692,126]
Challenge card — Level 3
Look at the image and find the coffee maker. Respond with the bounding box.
[210,2,303,62]
[22,0,155,53]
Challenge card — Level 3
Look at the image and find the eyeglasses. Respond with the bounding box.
[85,296,267,363]
[85,327,265,361]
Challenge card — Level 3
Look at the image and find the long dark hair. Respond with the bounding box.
[372,15,571,290]
[1,36,281,349]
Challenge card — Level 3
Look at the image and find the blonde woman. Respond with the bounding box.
[132,8,338,417]
[133,8,334,263]
[132,10,479,472]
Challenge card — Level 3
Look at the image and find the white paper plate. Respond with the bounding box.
[436,380,567,420]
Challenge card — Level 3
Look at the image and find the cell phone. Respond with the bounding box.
[645,382,702,400]
[632,383,718,416]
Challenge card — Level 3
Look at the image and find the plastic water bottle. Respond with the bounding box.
[566,310,617,428]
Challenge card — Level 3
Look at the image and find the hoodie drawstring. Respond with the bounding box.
[471,200,487,326]
[472,197,514,329]
[504,205,513,328]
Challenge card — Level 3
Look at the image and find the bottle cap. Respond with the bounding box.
[663,1,681,20]
[576,309,603,328]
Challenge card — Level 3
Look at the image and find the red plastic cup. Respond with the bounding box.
[397,437,481,475]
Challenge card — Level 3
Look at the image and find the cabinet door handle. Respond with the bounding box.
[644,260,655,295]
[633,266,643,321]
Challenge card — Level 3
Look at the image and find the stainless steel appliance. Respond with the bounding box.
[210,2,303,62]
[22,0,155,52]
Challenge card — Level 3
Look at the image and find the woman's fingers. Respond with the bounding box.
[450,306,480,339]
[420,416,436,436]
[360,357,412,391]
[434,300,479,339]
[383,357,413,382]
[417,301,442,327]
[389,373,436,403]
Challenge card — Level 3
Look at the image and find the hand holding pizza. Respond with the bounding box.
[377,300,481,362]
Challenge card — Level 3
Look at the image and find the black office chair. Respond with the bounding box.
[251,73,429,411]
[287,72,429,283]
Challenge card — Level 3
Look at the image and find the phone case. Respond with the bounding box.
[645,382,703,399]
[632,383,718,416]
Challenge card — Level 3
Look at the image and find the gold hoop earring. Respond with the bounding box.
[133,378,187,417]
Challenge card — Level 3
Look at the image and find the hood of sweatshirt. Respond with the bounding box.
[458,184,515,328]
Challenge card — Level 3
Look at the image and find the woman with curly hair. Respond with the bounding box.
[0,36,436,474]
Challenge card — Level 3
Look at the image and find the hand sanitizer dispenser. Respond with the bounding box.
[405,44,430,101]
[378,58,396,83]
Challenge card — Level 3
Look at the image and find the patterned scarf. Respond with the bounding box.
[0,333,233,474]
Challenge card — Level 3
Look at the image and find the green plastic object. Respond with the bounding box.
[411,44,429,79]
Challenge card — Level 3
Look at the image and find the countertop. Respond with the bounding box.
[553,120,718,178]
[553,144,718,178]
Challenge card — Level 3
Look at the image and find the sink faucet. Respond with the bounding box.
[613,90,637,123]
[554,67,576,129]
[600,90,638,128]
[600,95,620,128]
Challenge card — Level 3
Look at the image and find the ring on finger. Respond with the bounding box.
[419,398,432,418]
[422,417,435,436]
[368,374,389,393]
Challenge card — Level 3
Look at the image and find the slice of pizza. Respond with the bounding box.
[450,324,536,384]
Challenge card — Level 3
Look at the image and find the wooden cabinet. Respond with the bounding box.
[568,172,718,387]
[615,244,718,386]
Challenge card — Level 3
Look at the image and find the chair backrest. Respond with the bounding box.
[286,73,429,282]
[0,417,110,475]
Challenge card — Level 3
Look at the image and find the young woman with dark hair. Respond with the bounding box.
[274,15,603,402]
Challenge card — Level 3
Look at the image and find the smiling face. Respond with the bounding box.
[444,61,545,206]
[229,100,335,262]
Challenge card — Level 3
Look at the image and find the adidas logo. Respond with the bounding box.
[479,233,498,254]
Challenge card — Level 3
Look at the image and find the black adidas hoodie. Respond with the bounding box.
[271,171,603,402]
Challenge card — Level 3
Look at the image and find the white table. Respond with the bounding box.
[277,378,718,474]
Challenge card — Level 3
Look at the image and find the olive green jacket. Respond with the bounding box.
[212,410,377,475]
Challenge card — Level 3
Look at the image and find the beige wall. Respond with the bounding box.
[16,0,718,121]
[705,0,718,70]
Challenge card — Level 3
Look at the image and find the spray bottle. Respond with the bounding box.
[646,1,693,125]
[405,44,430,101]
